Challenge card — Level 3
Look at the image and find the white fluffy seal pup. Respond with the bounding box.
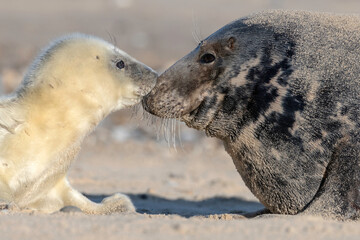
[0,34,157,214]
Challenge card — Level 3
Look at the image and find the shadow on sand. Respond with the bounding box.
[85,193,264,218]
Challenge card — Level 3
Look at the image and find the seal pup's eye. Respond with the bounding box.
[200,53,216,64]
[116,60,125,69]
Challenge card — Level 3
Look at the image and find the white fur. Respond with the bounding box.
[0,34,156,214]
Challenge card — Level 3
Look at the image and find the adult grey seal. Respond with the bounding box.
[143,10,360,220]
[0,34,157,214]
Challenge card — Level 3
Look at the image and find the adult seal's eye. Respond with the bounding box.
[116,60,125,69]
[200,53,216,64]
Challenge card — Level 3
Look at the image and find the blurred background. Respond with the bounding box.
[1,0,360,209]
[2,0,360,94]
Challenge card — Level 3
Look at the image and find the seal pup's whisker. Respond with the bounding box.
[106,31,119,52]
[130,103,141,120]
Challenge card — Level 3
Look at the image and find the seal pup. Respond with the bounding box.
[0,34,157,214]
[143,10,360,220]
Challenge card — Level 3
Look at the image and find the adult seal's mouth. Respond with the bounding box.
[142,90,203,119]
[180,103,201,123]
[180,99,218,134]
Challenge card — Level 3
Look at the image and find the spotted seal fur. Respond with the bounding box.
[143,10,360,220]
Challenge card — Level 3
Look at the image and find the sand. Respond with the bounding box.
[1,0,360,239]
[1,121,360,240]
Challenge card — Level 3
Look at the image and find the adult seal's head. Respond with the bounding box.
[143,15,296,138]
[143,10,360,220]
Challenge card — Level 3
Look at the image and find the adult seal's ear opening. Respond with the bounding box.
[143,10,360,220]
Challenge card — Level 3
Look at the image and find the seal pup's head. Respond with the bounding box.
[18,33,157,113]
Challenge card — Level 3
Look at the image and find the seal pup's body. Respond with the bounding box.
[143,10,360,220]
[0,34,157,214]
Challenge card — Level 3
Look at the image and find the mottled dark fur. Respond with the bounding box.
[143,10,360,220]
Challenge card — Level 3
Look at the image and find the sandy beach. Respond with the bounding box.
[1,0,360,239]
